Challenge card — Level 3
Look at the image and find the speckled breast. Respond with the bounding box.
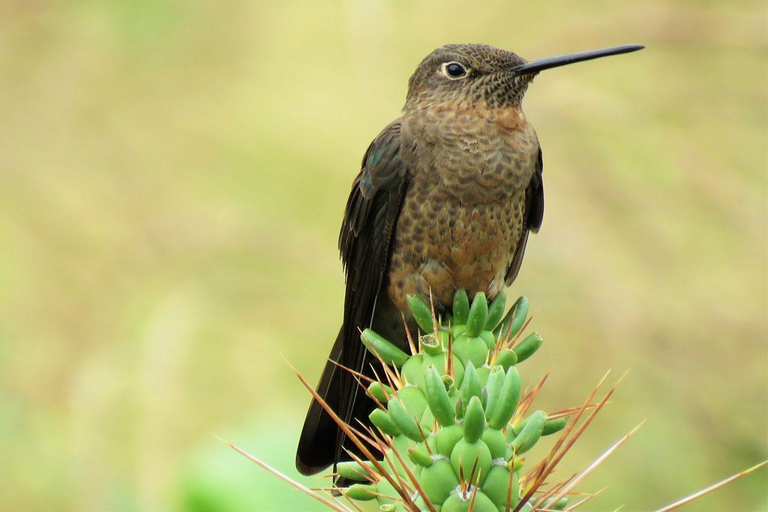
[387,103,539,312]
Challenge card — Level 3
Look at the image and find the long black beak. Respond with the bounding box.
[513,44,644,75]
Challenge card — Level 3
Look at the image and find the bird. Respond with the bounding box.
[296,42,643,477]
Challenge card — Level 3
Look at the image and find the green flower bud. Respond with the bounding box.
[488,367,522,429]
[420,334,443,356]
[512,332,543,364]
[407,294,434,334]
[337,460,375,481]
[543,417,568,436]
[360,328,409,367]
[510,410,546,455]
[483,366,505,421]
[407,446,433,467]
[425,365,456,426]
[344,483,378,501]
[367,381,393,404]
[463,396,485,443]
[466,292,489,337]
[485,292,507,331]
[453,289,470,325]
[388,398,422,441]
[369,408,400,436]
[494,296,529,340]
[493,349,518,370]
[461,363,482,404]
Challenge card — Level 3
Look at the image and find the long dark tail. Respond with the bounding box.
[295,329,380,476]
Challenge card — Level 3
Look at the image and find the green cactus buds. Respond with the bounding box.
[360,329,409,367]
[510,410,547,455]
[336,460,376,481]
[543,417,568,436]
[495,296,529,340]
[367,381,393,403]
[488,366,522,429]
[425,365,455,426]
[485,292,507,331]
[483,366,506,421]
[513,332,543,364]
[388,397,423,442]
[420,334,443,356]
[461,363,483,404]
[462,396,486,444]
[466,292,489,337]
[344,483,378,501]
[407,446,433,467]
[407,294,434,334]
[493,348,518,370]
[453,289,470,324]
[369,408,400,436]
[340,291,567,510]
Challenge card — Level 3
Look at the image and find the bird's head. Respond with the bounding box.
[404,43,643,111]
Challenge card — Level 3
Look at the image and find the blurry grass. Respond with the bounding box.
[0,0,766,510]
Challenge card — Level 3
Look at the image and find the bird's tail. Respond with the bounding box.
[295,328,379,477]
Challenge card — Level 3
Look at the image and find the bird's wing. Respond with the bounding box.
[337,118,409,409]
[505,145,544,285]
[296,120,409,475]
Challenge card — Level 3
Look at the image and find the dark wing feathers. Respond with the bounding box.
[505,145,544,285]
[296,120,408,475]
[337,119,408,419]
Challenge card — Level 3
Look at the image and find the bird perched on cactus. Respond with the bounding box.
[296,42,643,476]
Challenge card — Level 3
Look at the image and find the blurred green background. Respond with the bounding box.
[0,1,765,510]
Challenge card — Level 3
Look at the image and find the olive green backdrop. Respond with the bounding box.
[0,1,765,510]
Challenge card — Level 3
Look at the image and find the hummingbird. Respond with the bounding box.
[296,43,643,476]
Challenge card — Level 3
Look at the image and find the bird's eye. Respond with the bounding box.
[442,61,468,80]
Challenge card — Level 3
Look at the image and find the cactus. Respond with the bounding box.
[340,291,563,511]
[220,289,767,511]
